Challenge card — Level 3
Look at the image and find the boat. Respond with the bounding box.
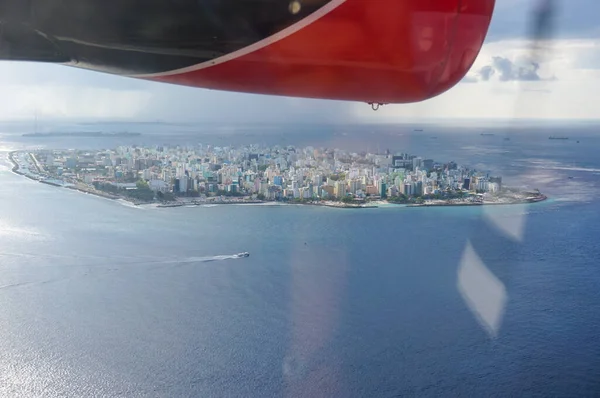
[235,252,250,258]
[549,136,568,140]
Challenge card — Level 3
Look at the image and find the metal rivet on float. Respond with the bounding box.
[289,1,301,15]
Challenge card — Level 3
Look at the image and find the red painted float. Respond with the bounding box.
[0,0,495,103]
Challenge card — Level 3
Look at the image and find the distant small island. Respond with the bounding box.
[22,132,141,138]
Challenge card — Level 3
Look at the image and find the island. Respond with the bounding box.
[22,132,141,138]
[8,143,546,208]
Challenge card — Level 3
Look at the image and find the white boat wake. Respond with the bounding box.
[155,253,248,265]
[178,254,241,262]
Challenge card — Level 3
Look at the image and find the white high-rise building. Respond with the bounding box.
[413,157,422,169]
[179,177,188,193]
[349,179,361,194]
[292,178,300,198]
[335,180,346,198]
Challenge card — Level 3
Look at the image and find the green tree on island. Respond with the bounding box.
[328,173,346,181]
[136,179,150,190]
[216,189,243,197]
[157,191,176,202]
[387,194,409,204]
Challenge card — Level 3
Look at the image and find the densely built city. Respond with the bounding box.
[9,144,545,207]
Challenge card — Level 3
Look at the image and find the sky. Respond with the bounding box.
[0,0,599,123]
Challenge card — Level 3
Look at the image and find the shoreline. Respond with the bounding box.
[155,200,378,209]
[9,151,124,201]
[65,184,121,200]
[9,151,40,183]
[7,151,548,210]
[405,194,547,207]
[298,201,378,209]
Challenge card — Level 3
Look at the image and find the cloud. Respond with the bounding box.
[352,38,600,121]
[4,35,599,122]
[479,65,495,81]
[492,56,541,81]
[1,2,600,122]
[0,61,358,123]
[138,86,356,124]
[0,61,149,90]
[467,56,551,83]
[461,76,479,83]
[0,83,152,119]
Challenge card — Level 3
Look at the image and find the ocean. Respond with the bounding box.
[0,122,599,397]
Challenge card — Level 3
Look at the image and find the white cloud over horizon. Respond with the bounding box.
[0,0,599,123]
[356,37,600,122]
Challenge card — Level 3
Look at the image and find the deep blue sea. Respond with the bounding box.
[1,121,599,397]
